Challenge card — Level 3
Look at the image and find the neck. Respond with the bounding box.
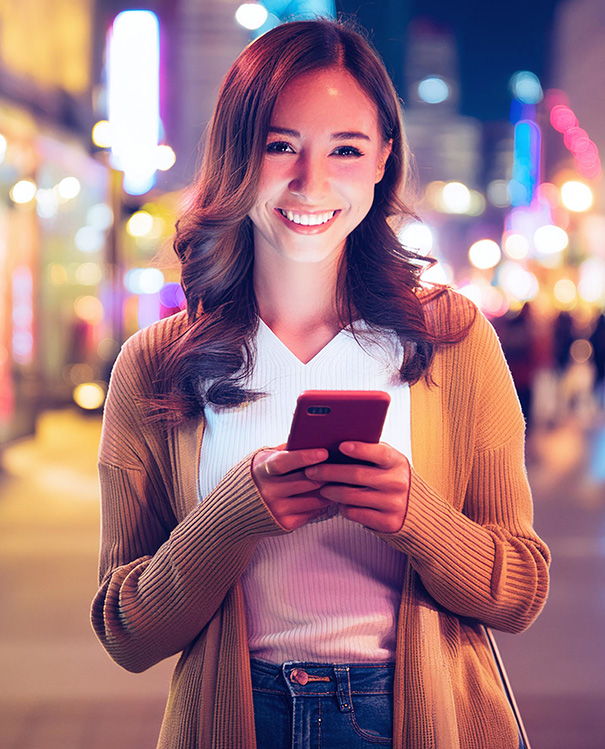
[253,255,342,335]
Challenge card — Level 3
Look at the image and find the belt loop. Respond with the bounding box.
[333,666,352,712]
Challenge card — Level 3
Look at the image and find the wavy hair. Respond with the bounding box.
[152,19,468,422]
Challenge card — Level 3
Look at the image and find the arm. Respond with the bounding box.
[378,309,550,633]
[91,328,286,673]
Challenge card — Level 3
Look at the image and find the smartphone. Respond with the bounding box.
[286,390,391,464]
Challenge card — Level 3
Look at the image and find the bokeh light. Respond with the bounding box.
[553,278,576,305]
[73,382,106,410]
[10,179,37,204]
[87,203,114,230]
[74,295,104,324]
[75,262,104,286]
[468,239,501,270]
[235,3,268,29]
[570,339,592,365]
[126,210,154,237]
[92,120,112,148]
[503,233,530,260]
[125,268,165,294]
[510,71,543,104]
[156,144,176,171]
[75,226,105,253]
[533,225,568,255]
[498,262,539,301]
[160,282,187,309]
[57,177,81,200]
[417,76,450,104]
[487,180,511,208]
[560,181,593,212]
[442,182,471,214]
[578,258,605,303]
[399,222,434,253]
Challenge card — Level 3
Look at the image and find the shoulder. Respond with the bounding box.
[110,311,189,393]
[415,284,480,336]
[119,311,189,367]
[416,285,505,370]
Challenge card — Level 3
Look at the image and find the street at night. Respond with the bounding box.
[0,407,604,748]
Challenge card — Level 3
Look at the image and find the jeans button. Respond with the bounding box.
[290,668,309,685]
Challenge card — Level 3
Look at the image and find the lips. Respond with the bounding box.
[277,208,337,226]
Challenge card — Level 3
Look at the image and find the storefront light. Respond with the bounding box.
[108,11,160,195]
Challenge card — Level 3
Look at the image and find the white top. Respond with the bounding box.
[199,319,411,663]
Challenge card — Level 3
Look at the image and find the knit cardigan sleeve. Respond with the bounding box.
[379,295,550,633]
[91,321,287,673]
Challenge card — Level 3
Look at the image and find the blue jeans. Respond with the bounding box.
[251,658,527,749]
[250,658,394,748]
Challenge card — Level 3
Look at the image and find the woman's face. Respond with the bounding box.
[248,67,391,267]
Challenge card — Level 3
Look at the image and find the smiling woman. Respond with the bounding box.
[91,18,549,749]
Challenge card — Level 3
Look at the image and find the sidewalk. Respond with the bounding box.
[1,408,604,748]
[0,410,175,749]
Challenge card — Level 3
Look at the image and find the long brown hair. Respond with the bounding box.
[153,19,468,421]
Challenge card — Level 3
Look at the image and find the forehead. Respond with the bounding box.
[270,68,380,136]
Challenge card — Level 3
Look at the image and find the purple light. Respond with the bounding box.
[159,282,186,309]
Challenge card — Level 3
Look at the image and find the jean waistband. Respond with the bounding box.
[250,658,395,701]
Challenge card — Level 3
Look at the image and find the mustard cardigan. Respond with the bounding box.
[92,289,550,748]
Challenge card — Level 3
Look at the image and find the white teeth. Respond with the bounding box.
[280,209,335,226]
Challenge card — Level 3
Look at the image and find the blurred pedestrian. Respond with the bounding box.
[496,304,537,428]
[553,310,574,372]
[590,313,605,408]
[91,19,549,749]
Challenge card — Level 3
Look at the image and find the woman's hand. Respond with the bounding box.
[304,442,410,534]
[252,447,331,531]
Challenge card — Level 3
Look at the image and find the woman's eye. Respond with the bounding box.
[332,145,364,157]
[266,141,295,154]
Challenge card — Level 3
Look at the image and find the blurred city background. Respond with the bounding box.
[0,0,604,747]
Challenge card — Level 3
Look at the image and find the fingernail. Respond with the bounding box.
[340,442,354,452]
[306,466,318,477]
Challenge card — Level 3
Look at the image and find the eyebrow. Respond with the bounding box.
[268,126,371,141]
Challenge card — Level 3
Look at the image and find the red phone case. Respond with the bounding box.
[286,390,391,463]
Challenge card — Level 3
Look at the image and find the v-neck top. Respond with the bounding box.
[199,319,411,662]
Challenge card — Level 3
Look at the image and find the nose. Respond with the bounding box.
[288,151,329,202]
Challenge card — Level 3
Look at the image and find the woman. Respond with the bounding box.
[92,19,550,749]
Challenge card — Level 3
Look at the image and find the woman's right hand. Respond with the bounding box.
[252,447,331,531]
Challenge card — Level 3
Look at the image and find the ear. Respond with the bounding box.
[375,139,393,183]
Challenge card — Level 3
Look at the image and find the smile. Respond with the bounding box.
[277,208,337,226]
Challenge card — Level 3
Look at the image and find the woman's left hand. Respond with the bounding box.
[304,442,410,534]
